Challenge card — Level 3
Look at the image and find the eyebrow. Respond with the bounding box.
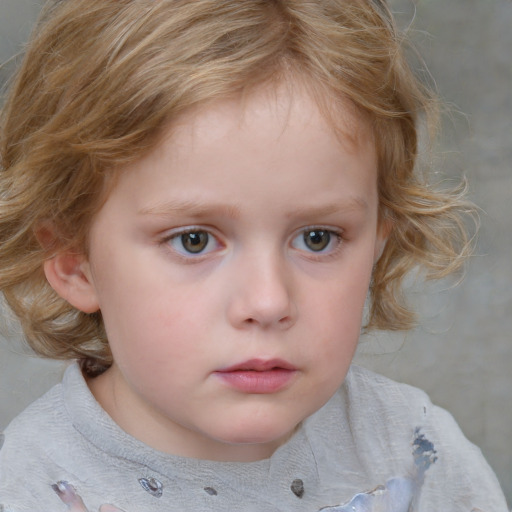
[139,199,242,219]
[138,196,368,220]
[284,197,369,219]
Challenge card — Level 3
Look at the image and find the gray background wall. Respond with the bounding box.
[0,0,511,505]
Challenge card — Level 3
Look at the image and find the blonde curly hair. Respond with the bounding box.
[0,0,472,375]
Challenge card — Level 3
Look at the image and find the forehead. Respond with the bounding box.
[150,79,373,158]
[104,81,378,212]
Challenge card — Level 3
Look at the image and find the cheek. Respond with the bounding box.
[310,264,371,323]
[302,268,371,360]
[103,281,215,368]
[106,298,201,397]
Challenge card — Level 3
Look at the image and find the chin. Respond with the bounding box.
[218,420,298,448]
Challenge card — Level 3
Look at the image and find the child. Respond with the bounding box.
[0,0,508,510]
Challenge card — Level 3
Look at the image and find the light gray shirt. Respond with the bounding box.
[0,364,508,511]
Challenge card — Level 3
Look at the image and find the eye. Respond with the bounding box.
[303,230,331,251]
[168,229,219,255]
[291,228,341,253]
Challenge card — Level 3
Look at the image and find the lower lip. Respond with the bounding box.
[215,369,296,393]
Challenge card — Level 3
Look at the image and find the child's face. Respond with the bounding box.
[79,83,385,462]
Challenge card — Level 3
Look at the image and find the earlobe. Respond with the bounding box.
[43,252,100,313]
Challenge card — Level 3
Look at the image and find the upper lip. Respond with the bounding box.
[217,358,297,372]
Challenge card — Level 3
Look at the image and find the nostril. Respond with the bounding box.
[278,316,293,327]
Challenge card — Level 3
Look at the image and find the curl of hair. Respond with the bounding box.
[0,0,473,374]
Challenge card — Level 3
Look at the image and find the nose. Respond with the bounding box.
[226,250,297,330]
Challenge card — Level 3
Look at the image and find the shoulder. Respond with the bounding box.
[0,365,85,510]
[340,365,509,510]
[344,364,431,409]
[339,365,437,445]
[1,378,66,460]
[3,376,64,430]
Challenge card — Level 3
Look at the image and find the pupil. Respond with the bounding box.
[305,230,330,251]
[182,232,208,253]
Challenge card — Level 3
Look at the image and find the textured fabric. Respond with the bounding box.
[0,363,507,511]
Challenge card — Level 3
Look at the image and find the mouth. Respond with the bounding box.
[218,358,297,373]
[214,358,297,394]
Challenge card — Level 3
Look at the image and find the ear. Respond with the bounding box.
[43,251,100,313]
[374,217,392,263]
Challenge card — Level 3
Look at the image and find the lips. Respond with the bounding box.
[218,358,296,373]
[214,358,297,393]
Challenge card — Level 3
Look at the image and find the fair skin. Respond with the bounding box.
[45,82,387,463]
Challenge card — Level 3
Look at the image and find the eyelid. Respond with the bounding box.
[160,225,224,260]
[290,226,344,257]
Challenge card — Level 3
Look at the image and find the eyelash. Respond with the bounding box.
[160,226,344,261]
[160,227,223,261]
[290,227,344,260]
